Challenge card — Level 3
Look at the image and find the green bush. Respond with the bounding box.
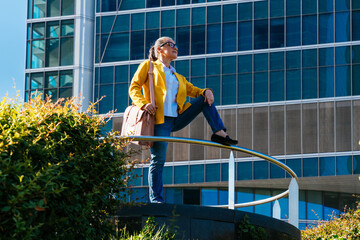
[0,96,133,239]
[302,202,360,240]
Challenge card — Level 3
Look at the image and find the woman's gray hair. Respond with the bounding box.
[148,36,172,61]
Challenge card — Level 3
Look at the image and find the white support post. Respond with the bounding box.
[289,178,299,228]
[272,200,281,219]
[228,151,235,210]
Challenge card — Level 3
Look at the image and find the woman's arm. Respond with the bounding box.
[129,61,150,109]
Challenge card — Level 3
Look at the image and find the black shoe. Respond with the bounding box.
[211,134,238,146]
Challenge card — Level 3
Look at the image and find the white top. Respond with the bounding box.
[161,61,179,117]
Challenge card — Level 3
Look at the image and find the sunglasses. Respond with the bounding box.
[160,42,178,49]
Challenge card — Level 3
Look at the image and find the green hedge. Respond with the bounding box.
[0,96,132,239]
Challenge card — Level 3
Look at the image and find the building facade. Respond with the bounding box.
[26,0,360,229]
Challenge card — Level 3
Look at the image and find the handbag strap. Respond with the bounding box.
[148,60,155,106]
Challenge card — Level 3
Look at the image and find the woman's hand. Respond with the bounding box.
[204,89,214,106]
[142,103,157,115]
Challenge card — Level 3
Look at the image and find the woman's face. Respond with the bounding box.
[157,38,178,61]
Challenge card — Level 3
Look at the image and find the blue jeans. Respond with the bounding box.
[148,96,225,203]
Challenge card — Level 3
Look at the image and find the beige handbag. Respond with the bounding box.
[121,60,155,148]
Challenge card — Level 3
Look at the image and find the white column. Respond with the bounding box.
[272,199,281,219]
[228,151,235,209]
[73,0,95,112]
[289,178,299,228]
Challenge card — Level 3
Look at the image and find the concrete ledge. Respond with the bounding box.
[116,203,301,240]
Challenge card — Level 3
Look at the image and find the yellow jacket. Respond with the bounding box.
[129,59,207,125]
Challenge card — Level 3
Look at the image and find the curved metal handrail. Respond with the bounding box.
[120,135,298,209]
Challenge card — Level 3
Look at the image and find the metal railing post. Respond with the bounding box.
[289,178,299,228]
[228,151,235,210]
[272,200,281,220]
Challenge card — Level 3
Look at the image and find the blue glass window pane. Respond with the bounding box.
[174,165,188,184]
[335,0,350,11]
[353,11,360,41]
[191,59,205,77]
[146,0,160,8]
[286,0,300,16]
[319,14,334,44]
[286,159,301,177]
[177,0,190,4]
[162,0,174,6]
[206,76,220,105]
[191,25,205,55]
[303,157,319,177]
[254,20,268,49]
[113,15,130,32]
[302,15,317,45]
[286,70,301,100]
[354,155,360,174]
[207,6,221,24]
[270,18,284,48]
[131,13,144,30]
[254,189,271,217]
[146,29,159,55]
[254,0,268,19]
[101,0,117,12]
[237,162,252,180]
[254,72,268,102]
[219,189,228,205]
[270,71,284,101]
[354,0,360,9]
[238,21,253,51]
[336,12,350,42]
[161,28,175,39]
[286,50,301,69]
[307,191,323,220]
[176,8,190,26]
[190,164,204,183]
[120,0,145,10]
[206,163,220,182]
[100,66,113,84]
[254,53,268,72]
[335,46,351,65]
[146,12,159,29]
[270,160,285,178]
[238,74,252,104]
[206,57,220,75]
[223,23,237,52]
[254,161,269,179]
[238,55,252,73]
[335,65,351,96]
[130,31,144,60]
[238,2,252,21]
[175,60,189,77]
[302,0,317,14]
[286,17,301,47]
[270,0,284,17]
[324,192,340,221]
[114,83,128,112]
[223,56,236,75]
[353,45,360,64]
[192,7,205,25]
[319,0,333,13]
[319,66,335,98]
[99,85,114,114]
[299,191,306,219]
[102,32,129,62]
[143,167,148,186]
[319,47,334,66]
[223,4,237,22]
[161,10,175,28]
[163,166,173,185]
[320,157,335,176]
[101,16,115,33]
[302,68,318,99]
[207,24,221,54]
[130,188,148,203]
[201,189,218,205]
[222,75,236,105]
[165,188,182,204]
[236,188,254,213]
[270,52,284,71]
[353,65,360,95]
[191,77,205,89]
[221,163,228,181]
[336,156,352,175]
[176,27,190,56]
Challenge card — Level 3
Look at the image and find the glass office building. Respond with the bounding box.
[26,0,360,229]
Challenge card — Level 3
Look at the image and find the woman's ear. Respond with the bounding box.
[157,46,162,54]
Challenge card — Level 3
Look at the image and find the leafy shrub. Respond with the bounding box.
[238,214,267,240]
[0,96,133,239]
[302,202,360,240]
